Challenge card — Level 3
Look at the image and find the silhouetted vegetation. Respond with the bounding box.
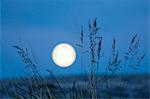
[0,19,148,99]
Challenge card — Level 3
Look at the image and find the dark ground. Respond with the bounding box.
[0,74,149,99]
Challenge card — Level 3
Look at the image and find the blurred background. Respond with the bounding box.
[1,0,149,79]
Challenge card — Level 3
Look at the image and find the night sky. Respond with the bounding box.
[1,0,149,79]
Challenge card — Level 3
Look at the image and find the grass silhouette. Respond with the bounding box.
[0,18,147,99]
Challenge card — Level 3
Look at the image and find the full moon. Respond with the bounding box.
[52,43,76,67]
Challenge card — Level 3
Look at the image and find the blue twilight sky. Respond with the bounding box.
[1,0,149,79]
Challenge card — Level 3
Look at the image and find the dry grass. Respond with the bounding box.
[1,18,146,99]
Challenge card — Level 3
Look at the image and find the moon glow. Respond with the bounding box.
[52,43,76,67]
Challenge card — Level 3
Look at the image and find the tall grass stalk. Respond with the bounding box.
[119,34,146,98]
[4,18,146,99]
